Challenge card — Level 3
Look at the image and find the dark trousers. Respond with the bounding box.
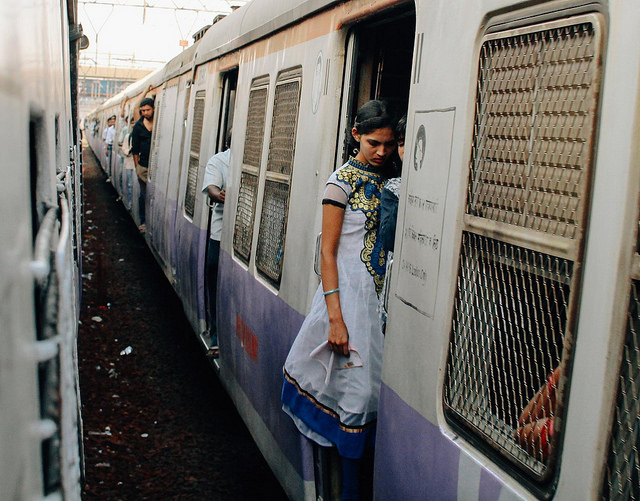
[206,239,221,340]
[138,178,146,224]
[106,144,113,176]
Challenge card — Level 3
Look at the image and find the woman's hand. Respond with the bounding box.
[328,318,349,356]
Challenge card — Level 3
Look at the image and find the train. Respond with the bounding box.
[84,0,640,499]
[1,0,87,500]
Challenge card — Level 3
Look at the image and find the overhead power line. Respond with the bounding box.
[79,0,230,15]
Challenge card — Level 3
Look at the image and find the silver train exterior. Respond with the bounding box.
[1,1,86,500]
[85,1,640,499]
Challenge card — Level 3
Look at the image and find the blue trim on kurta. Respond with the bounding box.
[281,373,376,459]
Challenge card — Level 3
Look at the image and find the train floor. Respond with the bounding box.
[78,144,288,500]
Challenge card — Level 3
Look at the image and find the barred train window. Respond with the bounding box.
[185,90,206,219]
[255,68,301,287]
[443,16,602,481]
[233,77,269,263]
[150,83,178,178]
[148,92,164,176]
[601,224,640,496]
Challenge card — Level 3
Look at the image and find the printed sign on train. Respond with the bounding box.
[396,109,455,318]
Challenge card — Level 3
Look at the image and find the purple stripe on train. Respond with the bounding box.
[217,249,314,480]
[375,384,507,500]
[374,384,460,500]
[145,183,207,328]
[480,468,504,501]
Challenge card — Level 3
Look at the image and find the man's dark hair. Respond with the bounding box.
[396,114,407,140]
[140,97,155,108]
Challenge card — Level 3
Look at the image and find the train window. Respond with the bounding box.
[233,76,269,263]
[184,90,206,219]
[176,82,192,182]
[255,67,302,287]
[602,163,640,499]
[148,94,164,178]
[443,16,602,483]
[603,280,640,499]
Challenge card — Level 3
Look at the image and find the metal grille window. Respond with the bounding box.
[256,179,291,284]
[149,90,166,176]
[233,78,269,262]
[602,244,640,497]
[467,22,598,240]
[243,86,268,167]
[234,171,260,261]
[444,16,602,481]
[184,90,206,219]
[256,70,301,286]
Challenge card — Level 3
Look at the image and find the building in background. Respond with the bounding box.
[78,1,248,121]
[79,65,153,119]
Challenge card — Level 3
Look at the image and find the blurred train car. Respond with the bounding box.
[86,0,640,499]
[1,1,86,500]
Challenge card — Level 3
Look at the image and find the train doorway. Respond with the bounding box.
[318,7,416,501]
[338,6,415,164]
[203,68,238,354]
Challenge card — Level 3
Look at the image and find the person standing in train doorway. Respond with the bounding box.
[119,116,136,208]
[201,130,231,356]
[378,114,406,332]
[282,100,398,501]
[103,115,117,177]
[131,97,154,233]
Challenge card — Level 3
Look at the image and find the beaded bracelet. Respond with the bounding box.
[323,288,340,296]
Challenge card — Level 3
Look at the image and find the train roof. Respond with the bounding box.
[94,40,200,113]
[195,0,341,65]
[88,0,342,115]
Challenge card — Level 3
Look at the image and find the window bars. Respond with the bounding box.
[256,73,301,286]
[185,90,206,219]
[233,82,268,262]
[444,16,601,481]
[602,280,640,500]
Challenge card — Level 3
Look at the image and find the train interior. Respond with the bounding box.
[338,6,415,165]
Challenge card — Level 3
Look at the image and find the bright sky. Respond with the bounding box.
[79,0,250,69]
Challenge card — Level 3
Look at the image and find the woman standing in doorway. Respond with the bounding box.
[282,100,397,500]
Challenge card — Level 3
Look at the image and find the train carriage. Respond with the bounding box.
[2,1,86,499]
[85,0,640,499]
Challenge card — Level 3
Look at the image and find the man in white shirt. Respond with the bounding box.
[201,133,231,351]
[103,115,117,176]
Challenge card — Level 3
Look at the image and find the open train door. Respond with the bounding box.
[314,4,416,499]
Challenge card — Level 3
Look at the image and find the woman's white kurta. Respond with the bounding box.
[282,157,387,459]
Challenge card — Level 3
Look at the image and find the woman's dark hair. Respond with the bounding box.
[353,100,396,135]
[349,100,398,178]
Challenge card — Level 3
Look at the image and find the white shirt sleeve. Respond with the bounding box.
[201,149,230,193]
